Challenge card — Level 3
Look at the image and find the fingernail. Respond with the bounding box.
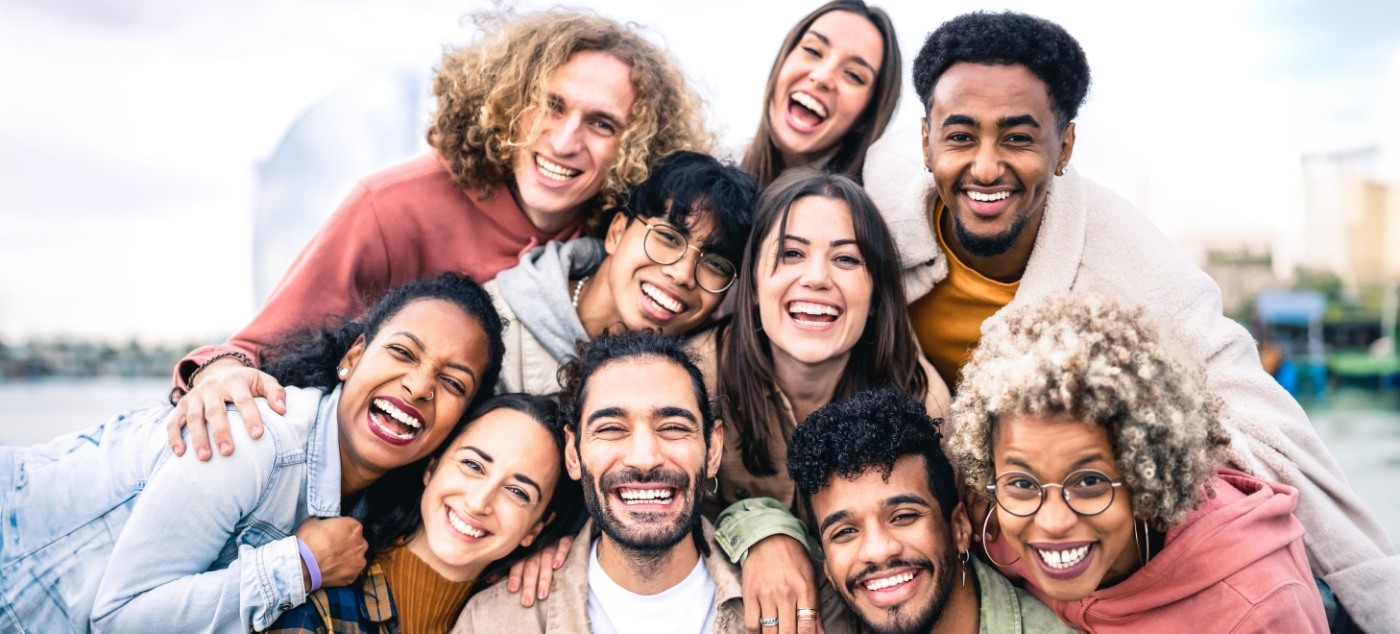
[251,426,263,438]
[171,445,184,456]
[523,597,533,607]
[508,581,518,592]
[197,447,210,460]
[219,441,231,455]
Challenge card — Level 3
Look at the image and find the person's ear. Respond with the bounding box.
[422,457,440,487]
[951,501,972,552]
[564,426,583,481]
[1056,121,1076,175]
[604,211,630,255]
[920,116,933,173]
[338,334,368,379]
[520,516,547,548]
[705,418,725,476]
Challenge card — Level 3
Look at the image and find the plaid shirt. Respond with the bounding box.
[267,563,398,634]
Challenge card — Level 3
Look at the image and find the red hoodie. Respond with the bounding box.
[1034,468,1327,633]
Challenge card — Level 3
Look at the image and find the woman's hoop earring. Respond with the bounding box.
[981,506,1020,567]
[1135,519,1152,565]
[959,549,970,586]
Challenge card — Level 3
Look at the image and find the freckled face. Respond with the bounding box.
[411,408,560,581]
[336,299,491,487]
[992,415,1139,602]
[755,195,873,373]
[768,10,884,164]
[511,50,636,232]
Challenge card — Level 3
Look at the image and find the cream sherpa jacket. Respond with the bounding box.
[865,121,1400,632]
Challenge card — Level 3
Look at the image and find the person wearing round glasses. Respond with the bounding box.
[482,150,757,397]
[947,294,1327,633]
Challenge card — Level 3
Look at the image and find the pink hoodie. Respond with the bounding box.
[1035,468,1327,633]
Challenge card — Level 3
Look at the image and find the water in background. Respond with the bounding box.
[2,378,1397,543]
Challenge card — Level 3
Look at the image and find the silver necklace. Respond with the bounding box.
[572,276,590,308]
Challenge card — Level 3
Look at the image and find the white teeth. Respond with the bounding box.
[788,301,840,317]
[864,571,915,591]
[535,155,580,181]
[373,398,421,429]
[642,283,683,313]
[1037,545,1090,569]
[791,92,828,119]
[447,508,486,538]
[618,488,674,504]
[967,190,1010,202]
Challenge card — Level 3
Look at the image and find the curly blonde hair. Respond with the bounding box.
[427,8,711,223]
[947,294,1230,530]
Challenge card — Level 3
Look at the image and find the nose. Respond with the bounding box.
[465,482,496,517]
[1033,488,1078,536]
[970,139,1005,185]
[661,246,702,290]
[622,427,666,473]
[402,367,434,403]
[856,524,902,566]
[808,59,836,91]
[797,255,832,289]
[548,111,585,157]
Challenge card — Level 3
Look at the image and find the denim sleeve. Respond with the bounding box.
[90,417,305,633]
[713,497,821,565]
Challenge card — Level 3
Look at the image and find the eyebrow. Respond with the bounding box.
[940,113,1041,130]
[389,331,478,380]
[818,493,932,535]
[804,29,876,73]
[550,92,627,130]
[782,235,858,248]
[462,446,543,498]
[655,406,698,423]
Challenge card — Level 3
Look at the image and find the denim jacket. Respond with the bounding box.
[0,385,341,633]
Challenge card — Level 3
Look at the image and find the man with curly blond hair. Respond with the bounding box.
[864,11,1398,629]
[948,294,1326,632]
[165,8,711,461]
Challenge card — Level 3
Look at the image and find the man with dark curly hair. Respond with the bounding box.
[787,386,1069,634]
[166,9,711,463]
[862,11,1398,630]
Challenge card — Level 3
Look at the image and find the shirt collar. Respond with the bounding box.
[305,385,343,517]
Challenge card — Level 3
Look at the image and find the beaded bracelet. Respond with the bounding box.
[187,351,254,390]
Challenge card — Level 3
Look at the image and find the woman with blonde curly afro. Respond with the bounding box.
[166,8,711,463]
[948,293,1326,633]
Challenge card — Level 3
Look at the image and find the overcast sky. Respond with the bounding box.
[2,0,1399,344]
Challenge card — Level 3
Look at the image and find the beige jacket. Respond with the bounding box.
[864,121,1400,632]
[452,519,747,633]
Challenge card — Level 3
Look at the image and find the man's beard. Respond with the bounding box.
[844,550,956,634]
[952,206,1031,258]
[580,462,704,557]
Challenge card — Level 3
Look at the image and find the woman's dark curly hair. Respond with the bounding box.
[788,386,959,534]
[259,272,508,563]
[913,11,1090,130]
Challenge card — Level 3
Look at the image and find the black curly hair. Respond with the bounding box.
[621,150,760,267]
[912,11,1090,130]
[788,386,959,533]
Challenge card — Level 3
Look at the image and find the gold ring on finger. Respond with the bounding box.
[796,608,817,620]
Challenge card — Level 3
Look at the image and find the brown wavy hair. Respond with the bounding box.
[948,294,1230,530]
[742,0,901,186]
[427,8,712,226]
[718,169,928,476]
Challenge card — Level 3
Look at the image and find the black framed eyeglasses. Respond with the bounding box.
[639,221,736,294]
[985,469,1124,518]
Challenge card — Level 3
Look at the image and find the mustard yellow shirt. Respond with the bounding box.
[909,201,1019,390]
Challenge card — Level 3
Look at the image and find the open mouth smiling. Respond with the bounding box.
[369,397,424,445]
[788,300,841,326]
[642,282,687,317]
[616,486,677,506]
[446,507,490,539]
[535,154,581,181]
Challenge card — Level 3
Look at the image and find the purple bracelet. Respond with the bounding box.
[295,537,322,592]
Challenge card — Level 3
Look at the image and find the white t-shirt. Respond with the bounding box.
[586,538,717,634]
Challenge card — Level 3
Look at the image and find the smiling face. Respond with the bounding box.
[923,62,1075,262]
[409,407,560,582]
[593,209,727,335]
[768,10,884,165]
[756,195,873,373]
[511,50,636,233]
[813,454,970,634]
[565,357,722,554]
[336,299,492,493]
[992,414,1140,602]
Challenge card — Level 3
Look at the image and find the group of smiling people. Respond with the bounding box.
[2,3,1397,633]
